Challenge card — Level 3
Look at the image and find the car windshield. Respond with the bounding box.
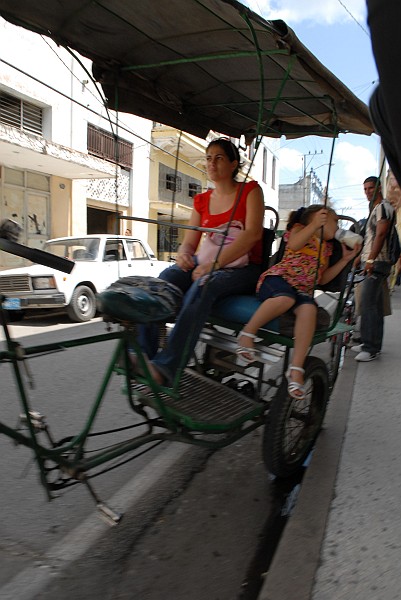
[45,238,100,261]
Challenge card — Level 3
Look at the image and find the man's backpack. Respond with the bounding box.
[388,213,401,265]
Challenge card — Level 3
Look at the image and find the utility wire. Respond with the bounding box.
[0,56,207,177]
[336,0,370,36]
[6,30,209,173]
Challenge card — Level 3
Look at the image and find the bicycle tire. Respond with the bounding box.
[328,331,346,391]
[263,356,329,478]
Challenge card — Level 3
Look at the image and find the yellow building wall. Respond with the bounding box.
[50,176,71,238]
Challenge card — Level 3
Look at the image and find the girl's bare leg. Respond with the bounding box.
[238,296,295,351]
[290,303,318,387]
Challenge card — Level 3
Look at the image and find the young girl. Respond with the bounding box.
[236,205,360,400]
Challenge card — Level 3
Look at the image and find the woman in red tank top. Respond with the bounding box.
[136,137,265,386]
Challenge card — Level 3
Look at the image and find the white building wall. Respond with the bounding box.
[0,17,153,245]
[250,138,280,227]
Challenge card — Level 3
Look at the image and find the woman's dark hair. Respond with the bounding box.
[287,204,335,230]
[206,137,242,178]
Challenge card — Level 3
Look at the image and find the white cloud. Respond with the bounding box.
[329,141,377,219]
[334,140,377,186]
[243,0,366,25]
[278,146,302,173]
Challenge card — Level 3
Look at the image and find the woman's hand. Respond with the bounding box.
[192,261,216,281]
[176,252,195,271]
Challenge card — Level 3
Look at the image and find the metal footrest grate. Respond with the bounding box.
[131,370,265,432]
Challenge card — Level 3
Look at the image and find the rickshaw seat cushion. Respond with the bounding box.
[211,295,278,329]
[210,294,330,336]
[96,276,183,324]
[210,238,350,335]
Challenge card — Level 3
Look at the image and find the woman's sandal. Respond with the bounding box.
[285,365,306,400]
[128,352,165,386]
[236,330,259,364]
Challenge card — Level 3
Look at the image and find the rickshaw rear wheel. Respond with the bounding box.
[263,356,329,478]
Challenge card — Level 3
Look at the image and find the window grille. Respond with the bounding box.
[188,182,201,198]
[0,92,43,135]
[166,174,182,192]
[87,123,133,169]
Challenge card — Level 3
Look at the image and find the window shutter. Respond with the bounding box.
[0,92,43,135]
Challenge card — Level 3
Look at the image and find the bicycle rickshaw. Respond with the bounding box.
[0,0,373,524]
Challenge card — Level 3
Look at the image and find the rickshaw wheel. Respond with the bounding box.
[263,356,329,478]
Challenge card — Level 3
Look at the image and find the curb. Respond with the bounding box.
[257,351,357,600]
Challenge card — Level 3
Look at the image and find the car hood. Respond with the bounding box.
[0,264,68,276]
[0,260,174,277]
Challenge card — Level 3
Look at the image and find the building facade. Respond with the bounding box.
[278,169,326,233]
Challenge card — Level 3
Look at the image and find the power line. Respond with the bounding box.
[0,57,207,176]
[336,0,370,36]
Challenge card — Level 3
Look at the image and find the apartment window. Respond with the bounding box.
[87,123,133,169]
[188,182,201,198]
[271,156,277,190]
[0,91,43,135]
[166,173,182,192]
[262,147,268,183]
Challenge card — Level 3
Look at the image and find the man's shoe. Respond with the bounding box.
[355,351,378,362]
[351,344,363,352]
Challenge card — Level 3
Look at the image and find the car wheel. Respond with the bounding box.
[66,285,96,322]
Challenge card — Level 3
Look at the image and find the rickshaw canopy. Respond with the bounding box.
[0,0,373,141]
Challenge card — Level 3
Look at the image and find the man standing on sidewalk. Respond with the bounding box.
[351,176,393,362]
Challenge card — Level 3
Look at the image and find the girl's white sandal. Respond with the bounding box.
[236,330,259,364]
[285,365,306,400]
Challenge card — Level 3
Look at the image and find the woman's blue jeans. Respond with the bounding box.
[138,263,261,385]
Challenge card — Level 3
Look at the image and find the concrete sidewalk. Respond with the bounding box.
[259,287,401,600]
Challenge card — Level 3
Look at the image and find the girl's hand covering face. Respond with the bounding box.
[311,208,328,230]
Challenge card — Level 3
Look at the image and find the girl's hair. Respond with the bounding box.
[287,204,336,230]
[207,137,242,178]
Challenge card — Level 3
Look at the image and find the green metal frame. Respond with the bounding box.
[0,283,353,500]
[0,277,353,525]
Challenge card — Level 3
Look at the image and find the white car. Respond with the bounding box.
[0,235,172,322]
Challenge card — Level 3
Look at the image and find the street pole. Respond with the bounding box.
[302,150,323,206]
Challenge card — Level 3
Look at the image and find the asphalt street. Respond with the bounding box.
[0,313,293,600]
[0,308,356,600]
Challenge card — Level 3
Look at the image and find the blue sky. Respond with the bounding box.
[244,0,380,220]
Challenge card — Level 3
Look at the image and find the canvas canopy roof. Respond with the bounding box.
[0,0,373,141]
